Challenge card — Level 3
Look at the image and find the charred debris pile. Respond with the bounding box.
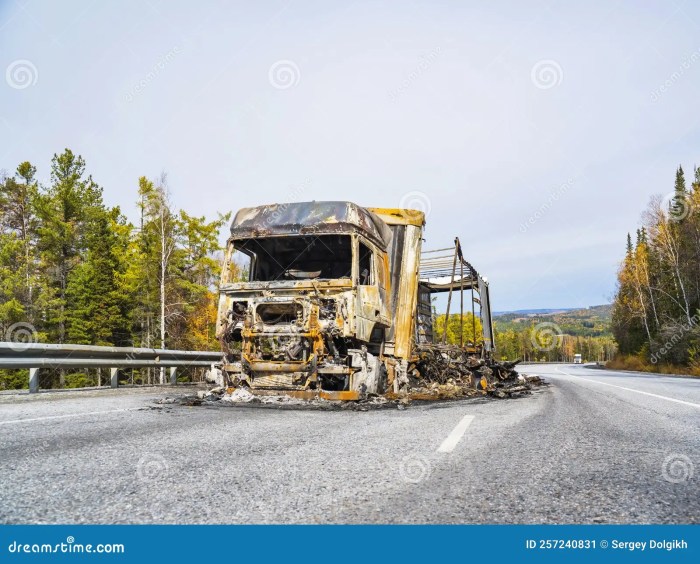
[172,357,545,410]
[406,351,543,400]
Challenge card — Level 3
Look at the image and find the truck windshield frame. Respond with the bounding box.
[232,234,353,282]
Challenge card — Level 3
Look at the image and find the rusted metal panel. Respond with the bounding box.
[392,223,423,359]
[248,389,360,401]
[230,201,392,249]
[221,279,353,292]
[478,276,495,352]
[248,373,303,389]
[366,208,425,227]
[367,208,425,361]
[244,361,312,373]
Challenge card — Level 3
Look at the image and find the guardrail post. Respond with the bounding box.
[110,367,119,388]
[169,366,177,385]
[29,367,39,393]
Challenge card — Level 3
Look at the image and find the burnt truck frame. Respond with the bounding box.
[215,201,494,400]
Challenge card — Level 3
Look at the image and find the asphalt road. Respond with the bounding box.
[0,364,698,524]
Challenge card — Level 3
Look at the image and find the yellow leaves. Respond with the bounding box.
[433,313,484,346]
[183,290,219,351]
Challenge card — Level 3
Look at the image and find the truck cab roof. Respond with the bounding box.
[230,201,393,249]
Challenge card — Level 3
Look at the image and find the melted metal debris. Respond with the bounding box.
[157,370,545,411]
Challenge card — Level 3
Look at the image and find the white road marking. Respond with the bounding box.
[437,414,475,453]
[555,367,700,409]
[0,407,141,426]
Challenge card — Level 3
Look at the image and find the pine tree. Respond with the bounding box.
[0,163,41,323]
[65,207,131,345]
[626,233,633,256]
[35,149,103,343]
[671,165,687,219]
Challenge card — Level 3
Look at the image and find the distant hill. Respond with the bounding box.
[493,304,613,337]
[493,308,575,317]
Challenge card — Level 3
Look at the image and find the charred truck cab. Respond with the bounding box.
[216,201,494,400]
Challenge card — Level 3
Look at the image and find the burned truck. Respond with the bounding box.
[215,201,501,400]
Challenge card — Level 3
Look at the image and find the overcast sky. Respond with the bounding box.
[2,0,700,311]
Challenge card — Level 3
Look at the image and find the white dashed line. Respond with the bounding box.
[0,408,141,426]
[555,367,700,409]
[437,414,475,453]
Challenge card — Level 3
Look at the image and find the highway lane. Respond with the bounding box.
[0,364,697,524]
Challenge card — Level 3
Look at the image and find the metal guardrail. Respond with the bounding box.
[517,360,608,364]
[0,342,222,393]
